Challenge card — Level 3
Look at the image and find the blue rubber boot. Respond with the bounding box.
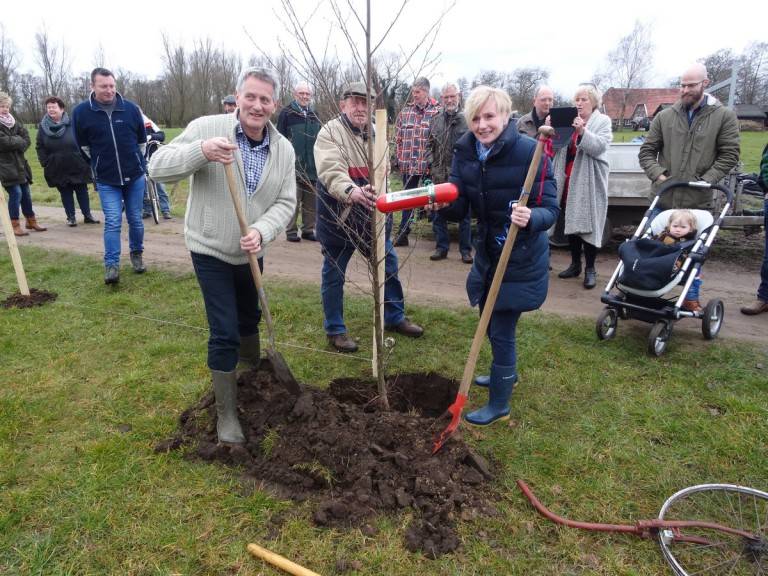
[465,364,516,426]
[474,373,490,387]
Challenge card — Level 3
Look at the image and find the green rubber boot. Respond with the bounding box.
[211,369,245,444]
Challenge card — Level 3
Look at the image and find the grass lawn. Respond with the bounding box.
[1,247,766,574]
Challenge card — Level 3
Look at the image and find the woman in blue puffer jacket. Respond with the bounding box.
[438,86,559,426]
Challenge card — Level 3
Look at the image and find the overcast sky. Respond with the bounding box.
[6,0,764,98]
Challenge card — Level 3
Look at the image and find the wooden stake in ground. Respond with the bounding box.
[371,108,388,378]
[247,543,321,576]
[0,186,30,296]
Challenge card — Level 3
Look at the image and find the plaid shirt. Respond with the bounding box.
[395,99,441,176]
[236,122,271,198]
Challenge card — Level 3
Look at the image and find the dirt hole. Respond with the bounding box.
[157,362,498,558]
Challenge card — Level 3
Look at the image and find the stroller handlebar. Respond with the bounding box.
[654,179,733,205]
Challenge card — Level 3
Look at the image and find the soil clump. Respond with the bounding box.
[157,363,498,557]
[2,288,57,309]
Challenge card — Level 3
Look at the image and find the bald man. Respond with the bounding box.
[639,63,740,209]
[517,85,554,138]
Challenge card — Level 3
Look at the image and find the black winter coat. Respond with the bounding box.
[0,121,33,187]
[36,122,92,188]
[445,122,559,312]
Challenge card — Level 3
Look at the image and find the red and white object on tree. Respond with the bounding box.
[375,182,458,213]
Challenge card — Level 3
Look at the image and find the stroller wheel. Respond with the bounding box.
[702,299,725,340]
[596,308,618,340]
[648,321,672,357]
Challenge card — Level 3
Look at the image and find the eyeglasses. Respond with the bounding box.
[680,80,704,89]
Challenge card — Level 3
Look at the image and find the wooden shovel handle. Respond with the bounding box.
[0,186,30,295]
[247,543,321,576]
[223,162,276,350]
[457,126,554,398]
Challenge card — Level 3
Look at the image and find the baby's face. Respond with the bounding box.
[669,218,693,239]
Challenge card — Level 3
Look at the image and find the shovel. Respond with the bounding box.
[432,126,554,454]
[223,162,302,396]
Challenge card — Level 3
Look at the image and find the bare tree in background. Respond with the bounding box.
[471,70,505,89]
[34,27,72,97]
[506,67,549,113]
[737,42,767,106]
[161,33,189,126]
[700,48,737,87]
[0,24,18,95]
[92,43,107,69]
[600,20,654,129]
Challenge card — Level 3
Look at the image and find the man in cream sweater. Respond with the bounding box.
[150,67,296,445]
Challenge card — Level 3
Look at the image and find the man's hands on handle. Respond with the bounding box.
[202,137,237,164]
[348,184,377,210]
[240,229,262,254]
[207,139,261,253]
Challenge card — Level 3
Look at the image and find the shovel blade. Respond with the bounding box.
[267,349,302,396]
[432,393,468,454]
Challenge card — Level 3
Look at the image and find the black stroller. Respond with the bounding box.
[596,180,733,356]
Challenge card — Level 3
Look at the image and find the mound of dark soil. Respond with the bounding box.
[2,288,57,309]
[157,363,497,558]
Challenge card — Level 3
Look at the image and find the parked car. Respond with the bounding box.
[631,117,651,131]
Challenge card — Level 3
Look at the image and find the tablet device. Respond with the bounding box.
[549,107,578,128]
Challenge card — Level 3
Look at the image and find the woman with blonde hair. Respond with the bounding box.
[436,86,559,426]
[0,91,47,236]
[552,84,611,289]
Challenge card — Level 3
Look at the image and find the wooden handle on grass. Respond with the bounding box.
[247,543,321,576]
[456,126,554,398]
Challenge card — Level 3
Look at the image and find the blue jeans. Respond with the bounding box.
[395,173,423,239]
[97,177,145,267]
[58,184,91,219]
[143,180,171,214]
[432,210,472,254]
[487,309,521,369]
[686,276,702,301]
[321,240,405,335]
[191,252,262,371]
[758,198,768,301]
[5,182,34,220]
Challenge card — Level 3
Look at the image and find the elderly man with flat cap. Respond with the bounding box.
[314,81,424,353]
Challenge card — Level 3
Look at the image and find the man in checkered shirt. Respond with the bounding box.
[393,77,441,246]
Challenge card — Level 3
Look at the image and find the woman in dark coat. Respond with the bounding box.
[0,91,46,236]
[439,86,558,426]
[36,96,99,226]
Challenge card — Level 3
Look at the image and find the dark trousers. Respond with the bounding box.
[568,234,598,268]
[287,178,316,236]
[395,173,423,239]
[759,198,768,302]
[5,182,34,219]
[487,309,522,369]
[58,184,92,219]
[191,252,262,372]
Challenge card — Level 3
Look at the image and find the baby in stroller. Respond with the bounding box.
[653,209,703,312]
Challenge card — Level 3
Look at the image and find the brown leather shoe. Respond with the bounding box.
[385,317,424,338]
[740,299,768,316]
[11,219,29,236]
[25,217,47,231]
[682,299,703,313]
[328,333,358,353]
